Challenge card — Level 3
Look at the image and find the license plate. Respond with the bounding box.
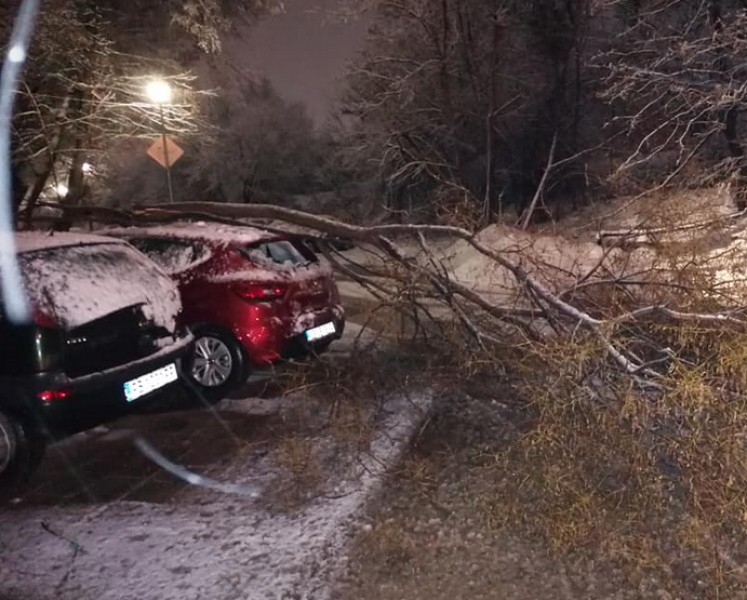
[124,363,178,403]
[305,322,336,342]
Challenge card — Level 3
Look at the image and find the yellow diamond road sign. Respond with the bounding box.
[147,136,184,169]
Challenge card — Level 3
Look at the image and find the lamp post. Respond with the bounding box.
[145,79,174,204]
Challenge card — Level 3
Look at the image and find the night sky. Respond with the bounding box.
[225,0,369,125]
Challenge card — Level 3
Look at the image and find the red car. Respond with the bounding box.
[107,223,345,398]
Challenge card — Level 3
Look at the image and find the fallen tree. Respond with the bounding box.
[36,200,747,377]
[28,200,747,597]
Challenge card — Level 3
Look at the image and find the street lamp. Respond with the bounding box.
[145,80,172,104]
[145,79,174,203]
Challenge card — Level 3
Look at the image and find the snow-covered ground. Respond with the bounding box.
[0,395,430,600]
[0,326,432,600]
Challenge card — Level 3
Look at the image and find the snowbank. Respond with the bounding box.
[558,187,734,242]
[434,224,621,303]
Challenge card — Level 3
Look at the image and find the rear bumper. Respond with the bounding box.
[5,334,193,438]
[235,306,345,365]
[282,317,345,359]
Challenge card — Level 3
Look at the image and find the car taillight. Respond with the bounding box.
[37,389,74,402]
[33,309,60,329]
[31,309,65,373]
[231,283,287,302]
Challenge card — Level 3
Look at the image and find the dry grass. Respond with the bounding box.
[275,436,320,480]
[354,521,419,574]
[272,435,324,508]
[475,321,747,598]
[265,338,443,510]
[397,456,439,489]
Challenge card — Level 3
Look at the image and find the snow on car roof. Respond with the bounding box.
[8,234,181,330]
[104,222,275,246]
[10,231,126,255]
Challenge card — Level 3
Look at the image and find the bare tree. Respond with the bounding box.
[340,0,600,223]
[598,0,747,200]
[2,0,282,221]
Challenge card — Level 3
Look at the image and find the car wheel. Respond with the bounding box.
[184,327,248,403]
[0,411,46,498]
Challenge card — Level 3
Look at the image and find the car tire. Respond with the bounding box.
[184,326,248,404]
[0,411,46,498]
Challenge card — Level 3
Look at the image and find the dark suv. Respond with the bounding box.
[0,233,192,491]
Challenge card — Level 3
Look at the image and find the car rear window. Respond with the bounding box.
[241,240,312,268]
[19,243,180,330]
[128,237,211,275]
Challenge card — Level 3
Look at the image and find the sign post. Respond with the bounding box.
[147,132,183,204]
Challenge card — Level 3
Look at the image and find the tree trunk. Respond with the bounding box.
[64,86,90,206]
[724,106,743,159]
[455,5,479,105]
[709,0,740,159]
[10,160,25,218]
[482,6,501,227]
[22,92,73,226]
[22,166,54,227]
[437,0,461,184]
[709,0,747,208]
[65,147,88,206]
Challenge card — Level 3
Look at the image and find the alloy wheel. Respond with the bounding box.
[191,336,234,388]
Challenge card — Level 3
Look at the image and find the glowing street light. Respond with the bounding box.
[82,162,92,173]
[55,184,69,198]
[145,79,175,203]
[145,79,172,104]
